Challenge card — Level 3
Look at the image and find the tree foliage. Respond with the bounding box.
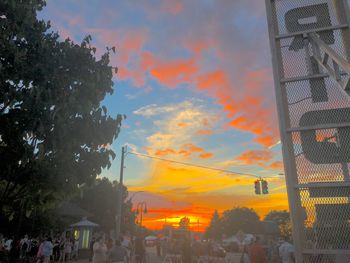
[221,207,262,236]
[74,177,136,235]
[205,210,222,240]
[0,0,123,219]
[264,210,292,238]
[179,217,190,231]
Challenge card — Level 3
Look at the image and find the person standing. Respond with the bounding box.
[181,238,192,263]
[53,237,60,262]
[64,237,72,262]
[71,238,79,261]
[37,238,44,263]
[279,238,295,263]
[59,235,66,262]
[4,237,13,252]
[89,237,96,262]
[160,238,168,258]
[241,245,251,263]
[92,236,107,263]
[109,240,128,263]
[156,239,161,257]
[42,237,53,263]
[134,237,145,263]
[248,237,267,263]
[121,236,131,261]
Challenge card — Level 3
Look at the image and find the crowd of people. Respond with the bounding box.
[153,235,295,263]
[88,234,154,263]
[0,232,296,263]
[0,233,79,263]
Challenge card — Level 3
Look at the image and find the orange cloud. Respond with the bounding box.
[88,29,279,147]
[194,129,213,136]
[270,161,284,169]
[195,68,279,147]
[199,152,214,159]
[177,122,189,128]
[152,143,214,159]
[154,148,178,157]
[236,150,273,165]
[150,58,198,88]
[182,143,203,153]
[197,70,229,90]
[254,136,275,147]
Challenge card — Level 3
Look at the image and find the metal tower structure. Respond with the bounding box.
[266,1,350,262]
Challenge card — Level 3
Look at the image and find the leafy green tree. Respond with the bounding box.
[264,210,292,238]
[74,178,136,235]
[0,0,123,221]
[221,207,262,236]
[205,210,222,240]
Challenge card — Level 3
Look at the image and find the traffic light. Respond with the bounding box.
[262,180,269,194]
[254,180,261,195]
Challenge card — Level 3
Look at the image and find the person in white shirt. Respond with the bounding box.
[121,236,131,261]
[279,238,295,263]
[4,238,13,251]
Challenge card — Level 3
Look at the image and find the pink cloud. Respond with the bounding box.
[49,1,279,147]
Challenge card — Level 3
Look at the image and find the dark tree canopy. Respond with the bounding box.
[0,0,123,219]
[74,177,135,235]
[221,207,262,235]
[205,210,222,240]
[264,210,292,238]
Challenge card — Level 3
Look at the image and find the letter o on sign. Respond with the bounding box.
[300,108,350,164]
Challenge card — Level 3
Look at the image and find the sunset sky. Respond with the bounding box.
[40,0,288,231]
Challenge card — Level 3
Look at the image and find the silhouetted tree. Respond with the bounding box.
[0,0,123,223]
[221,207,262,235]
[179,217,190,231]
[264,210,292,238]
[74,178,135,234]
[205,210,222,240]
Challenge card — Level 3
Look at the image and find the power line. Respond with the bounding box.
[128,151,261,179]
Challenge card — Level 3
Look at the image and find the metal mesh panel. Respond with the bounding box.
[291,131,347,184]
[303,255,336,263]
[267,0,350,261]
[301,189,350,249]
[271,0,345,36]
[280,29,350,79]
[286,78,349,128]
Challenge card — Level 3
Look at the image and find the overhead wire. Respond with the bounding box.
[128,151,274,179]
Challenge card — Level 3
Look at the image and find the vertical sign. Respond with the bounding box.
[265,0,350,262]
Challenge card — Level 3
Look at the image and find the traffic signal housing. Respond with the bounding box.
[262,180,269,194]
[254,180,261,195]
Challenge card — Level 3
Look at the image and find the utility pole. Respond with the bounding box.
[116,145,126,239]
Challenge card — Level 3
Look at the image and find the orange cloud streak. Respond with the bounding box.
[236,150,273,165]
[199,152,214,159]
[194,129,213,136]
[270,161,284,169]
[150,58,198,88]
